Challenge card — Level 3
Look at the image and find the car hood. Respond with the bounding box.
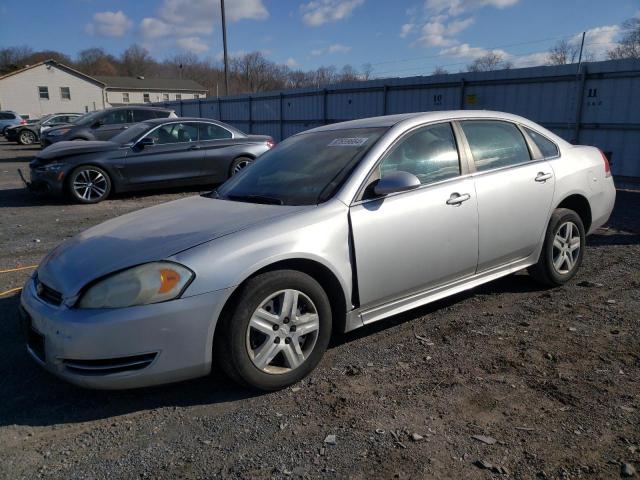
[36,196,306,298]
[37,140,119,161]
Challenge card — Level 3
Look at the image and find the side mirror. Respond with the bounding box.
[91,120,103,129]
[135,137,155,149]
[373,171,421,196]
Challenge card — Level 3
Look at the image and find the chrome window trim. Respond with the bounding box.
[198,121,235,141]
[133,120,236,146]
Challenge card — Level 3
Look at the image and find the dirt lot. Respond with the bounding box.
[0,138,638,479]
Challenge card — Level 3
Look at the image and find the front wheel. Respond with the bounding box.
[68,166,112,204]
[528,208,585,286]
[19,130,37,145]
[215,270,332,390]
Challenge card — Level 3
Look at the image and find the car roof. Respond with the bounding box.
[106,106,173,112]
[304,110,544,133]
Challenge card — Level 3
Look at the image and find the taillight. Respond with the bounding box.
[266,138,275,149]
[20,119,27,125]
[599,149,611,178]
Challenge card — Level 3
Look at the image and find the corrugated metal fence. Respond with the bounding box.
[154,58,640,178]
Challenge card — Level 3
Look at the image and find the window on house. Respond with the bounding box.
[143,93,150,103]
[163,93,169,101]
[175,93,182,100]
[60,87,71,100]
[194,94,200,99]
[38,86,49,100]
[122,92,130,103]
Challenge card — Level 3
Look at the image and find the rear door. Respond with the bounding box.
[349,122,479,309]
[458,120,555,272]
[124,122,203,185]
[198,122,237,181]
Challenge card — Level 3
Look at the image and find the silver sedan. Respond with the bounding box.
[20,110,616,390]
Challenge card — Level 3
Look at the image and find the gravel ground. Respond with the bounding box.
[0,138,638,479]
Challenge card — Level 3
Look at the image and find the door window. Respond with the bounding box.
[132,109,156,122]
[378,122,460,185]
[101,110,131,125]
[199,123,232,140]
[460,120,531,172]
[146,123,199,145]
[524,127,559,159]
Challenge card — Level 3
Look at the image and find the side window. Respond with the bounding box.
[460,120,531,171]
[199,123,232,141]
[154,110,172,118]
[38,86,49,100]
[524,127,559,159]
[101,110,128,125]
[143,93,150,103]
[132,109,156,122]
[146,123,199,145]
[379,123,460,185]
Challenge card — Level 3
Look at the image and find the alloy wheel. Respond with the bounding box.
[20,130,36,145]
[246,289,320,374]
[552,221,581,274]
[232,159,252,175]
[72,169,108,201]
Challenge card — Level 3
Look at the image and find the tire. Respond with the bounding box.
[68,165,112,204]
[229,156,253,177]
[215,270,332,390]
[528,208,585,286]
[18,130,36,145]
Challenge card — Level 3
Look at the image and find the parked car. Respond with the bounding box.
[40,106,177,147]
[19,110,615,390]
[5,113,82,145]
[25,118,274,203]
[0,110,25,135]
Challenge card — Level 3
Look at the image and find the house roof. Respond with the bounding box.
[0,59,105,86]
[95,75,207,92]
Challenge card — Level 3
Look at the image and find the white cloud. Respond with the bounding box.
[511,51,550,67]
[285,58,298,67]
[300,0,364,27]
[311,43,352,55]
[424,0,520,16]
[412,17,474,47]
[573,25,621,58]
[85,11,132,37]
[139,0,268,54]
[176,36,210,54]
[399,23,416,38]
[440,43,507,59]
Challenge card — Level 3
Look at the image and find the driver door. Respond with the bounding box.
[349,122,479,310]
[125,122,204,185]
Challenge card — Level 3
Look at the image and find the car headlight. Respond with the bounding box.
[49,128,71,137]
[77,262,194,309]
[37,162,64,172]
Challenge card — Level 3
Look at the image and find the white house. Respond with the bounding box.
[0,60,208,119]
[0,61,105,118]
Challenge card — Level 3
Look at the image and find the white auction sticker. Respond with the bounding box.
[328,137,369,147]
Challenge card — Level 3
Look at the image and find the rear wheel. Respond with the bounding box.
[68,166,111,204]
[19,130,36,145]
[215,270,332,390]
[229,156,253,177]
[528,208,585,286]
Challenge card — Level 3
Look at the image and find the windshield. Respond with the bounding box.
[217,127,387,206]
[110,123,153,145]
[74,110,103,126]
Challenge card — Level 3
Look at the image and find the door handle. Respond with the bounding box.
[188,144,201,150]
[535,172,553,182]
[446,192,471,206]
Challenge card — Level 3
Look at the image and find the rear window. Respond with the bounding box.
[524,127,559,159]
[154,110,172,118]
[0,112,16,119]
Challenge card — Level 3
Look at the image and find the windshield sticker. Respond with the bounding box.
[328,137,369,147]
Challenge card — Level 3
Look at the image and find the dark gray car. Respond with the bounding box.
[26,118,274,203]
[40,106,176,147]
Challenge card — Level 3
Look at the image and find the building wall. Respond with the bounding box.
[105,89,203,106]
[0,64,104,119]
[154,58,640,178]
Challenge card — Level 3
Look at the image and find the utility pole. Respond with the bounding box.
[221,0,230,96]
[576,31,586,74]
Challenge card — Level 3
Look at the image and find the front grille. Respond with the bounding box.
[36,278,63,306]
[61,353,158,376]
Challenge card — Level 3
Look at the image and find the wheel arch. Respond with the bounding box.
[213,258,349,344]
[555,193,592,232]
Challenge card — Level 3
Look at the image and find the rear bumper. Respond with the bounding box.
[588,176,616,234]
[20,276,231,389]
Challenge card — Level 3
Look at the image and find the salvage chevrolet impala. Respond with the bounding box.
[20,111,616,390]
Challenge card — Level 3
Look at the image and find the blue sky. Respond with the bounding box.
[1,0,638,76]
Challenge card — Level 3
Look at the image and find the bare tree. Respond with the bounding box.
[608,18,640,59]
[0,46,34,74]
[77,48,119,76]
[467,52,510,72]
[121,45,153,77]
[360,62,373,80]
[432,66,449,75]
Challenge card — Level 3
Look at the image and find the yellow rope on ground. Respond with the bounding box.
[0,265,37,274]
[0,287,22,297]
